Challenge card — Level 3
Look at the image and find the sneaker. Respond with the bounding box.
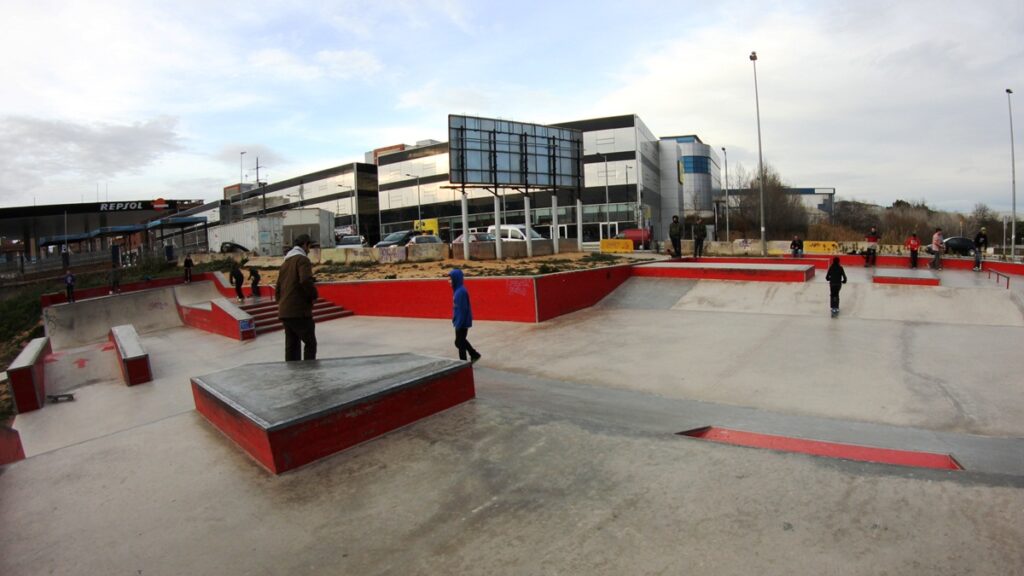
[470,354,481,364]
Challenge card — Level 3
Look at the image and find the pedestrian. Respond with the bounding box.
[669,215,682,259]
[448,268,481,364]
[109,265,121,294]
[790,235,804,258]
[184,253,194,283]
[229,261,245,302]
[248,266,262,298]
[929,227,944,270]
[864,226,880,267]
[825,256,847,317]
[275,234,318,361]
[693,218,706,258]
[904,233,921,269]
[973,227,988,271]
[63,269,76,303]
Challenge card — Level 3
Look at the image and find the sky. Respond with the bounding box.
[1,0,1022,213]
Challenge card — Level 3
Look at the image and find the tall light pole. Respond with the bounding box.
[722,146,730,243]
[750,51,767,256]
[240,151,246,185]
[1008,88,1017,260]
[403,173,422,224]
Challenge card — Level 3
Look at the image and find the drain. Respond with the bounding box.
[678,426,963,471]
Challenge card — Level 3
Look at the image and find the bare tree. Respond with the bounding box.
[734,163,808,239]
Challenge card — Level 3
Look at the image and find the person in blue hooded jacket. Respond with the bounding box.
[448,268,481,363]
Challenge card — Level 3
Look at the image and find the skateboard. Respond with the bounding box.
[46,393,75,403]
[830,309,839,318]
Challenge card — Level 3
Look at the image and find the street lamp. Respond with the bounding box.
[722,147,730,243]
[1008,88,1017,260]
[240,151,246,184]
[750,51,767,256]
[403,173,422,223]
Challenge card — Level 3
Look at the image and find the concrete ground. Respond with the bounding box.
[2,262,1023,575]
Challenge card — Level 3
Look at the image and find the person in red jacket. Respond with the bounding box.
[904,233,921,269]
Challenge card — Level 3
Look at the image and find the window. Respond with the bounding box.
[682,156,710,174]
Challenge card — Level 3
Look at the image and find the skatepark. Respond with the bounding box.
[2,255,1024,575]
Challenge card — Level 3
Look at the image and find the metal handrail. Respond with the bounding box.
[987,269,1010,289]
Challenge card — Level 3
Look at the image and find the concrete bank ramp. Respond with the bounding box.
[669,281,1024,327]
[594,277,699,310]
[174,281,223,307]
[43,287,182,350]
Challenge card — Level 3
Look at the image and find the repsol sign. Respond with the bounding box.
[100,202,147,211]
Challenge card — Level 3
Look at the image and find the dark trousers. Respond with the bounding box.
[829,283,842,310]
[282,317,317,361]
[251,281,260,298]
[865,248,876,266]
[670,237,681,258]
[65,285,75,303]
[234,283,244,300]
[454,327,479,361]
[184,268,192,282]
[694,239,704,258]
[909,250,918,269]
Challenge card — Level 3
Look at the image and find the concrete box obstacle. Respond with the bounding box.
[191,354,476,474]
[633,262,815,283]
[6,337,52,413]
[109,325,152,386]
[872,269,941,286]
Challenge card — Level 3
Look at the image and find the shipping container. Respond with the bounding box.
[207,216,284,256]
[281,208,336,248]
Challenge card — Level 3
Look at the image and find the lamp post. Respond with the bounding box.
[1008,88,1017,260]
[722,146,730,243]
[240,151,246,184]
[403,173,422,224]
[750,51,767,256]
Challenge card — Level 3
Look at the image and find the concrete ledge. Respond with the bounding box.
[109,325,152,386]
[872,269,941,286]
[191,354,476,474]
[633,262,815,283]
[5,337,51,413]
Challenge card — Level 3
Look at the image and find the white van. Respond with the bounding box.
[486,224,546,242]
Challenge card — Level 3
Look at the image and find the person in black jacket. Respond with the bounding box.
[973,227,988,271]
[790,235,804,258]
[248,266,262,298]
[229,261,245,302]
[825,256,847,317]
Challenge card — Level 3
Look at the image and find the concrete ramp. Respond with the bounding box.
[595,277,699,310]
[174,281,224,307]
[670,281,1024,326]
[43,342,121,393]
[43,287,182,350]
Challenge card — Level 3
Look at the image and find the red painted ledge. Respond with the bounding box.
[679,426,963,471]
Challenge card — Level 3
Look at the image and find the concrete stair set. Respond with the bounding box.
[240,298,353,335]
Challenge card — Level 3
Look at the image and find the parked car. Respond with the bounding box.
[219,241,249,253]
[335,235,367,249]
[486,224,546,242]
[942,236,975,256]
[452,232,495,243]
[408,234,442,245]
[375,230,421,248]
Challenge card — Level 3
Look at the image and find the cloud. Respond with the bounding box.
[0,115,181,200]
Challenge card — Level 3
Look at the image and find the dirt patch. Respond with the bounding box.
[256,253,648,285]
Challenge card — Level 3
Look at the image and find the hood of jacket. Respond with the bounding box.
[449,268,464,290]
[284,245,307,260]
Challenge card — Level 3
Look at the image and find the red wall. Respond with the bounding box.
[178,301,256,341]
[41,272,217,308]
[317,277,538,323]
[0,425,25,465]
[535,264,633,322]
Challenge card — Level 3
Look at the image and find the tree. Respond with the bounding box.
[733,163,809,240]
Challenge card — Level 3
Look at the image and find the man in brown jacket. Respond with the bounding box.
[276,234,318,361]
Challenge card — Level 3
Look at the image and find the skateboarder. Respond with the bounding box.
[929,227,944,270]
[109,265,121,294]
[825,257,847,317]
[904,233,921,269]
[973,227,988,271]
[276,234,318,361]
[229,261,245,302]
[669,215,682,259]
[63,269,76,303]
[183,253,194,283]
[249,266,262,298]
[449,268,481,364]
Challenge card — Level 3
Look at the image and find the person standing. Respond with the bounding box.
[183,253,194,283]
[109,265,121,294]
[448,268,481,364]
[276,234,318,361]
[693,218,706,259]
[669,215,682,259]
[64,269,76,303]
[929,227,944,270]
[248,266,262,298]
[864,226,880,267]
[904,233,921,269]
[790,235,804,258]
[973,227,988,271]
[825,256,847,317]
[229,261,245,302]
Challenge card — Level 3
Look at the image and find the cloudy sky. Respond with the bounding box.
[1,0,1021,212]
